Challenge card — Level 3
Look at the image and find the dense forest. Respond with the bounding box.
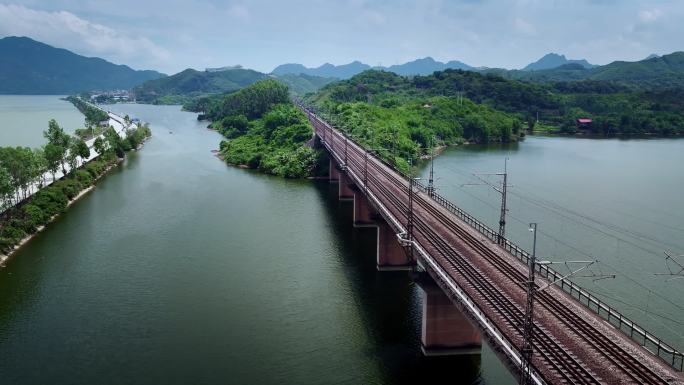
[306,69,684,138]
[0,119,151,253]
[208,80,324,178]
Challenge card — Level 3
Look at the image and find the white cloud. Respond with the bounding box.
[514,17,536,35]
[638,8,663,24]
[0,4,169,69]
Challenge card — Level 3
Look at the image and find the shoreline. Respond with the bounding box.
[0,160,120,266]
[529,130,684,139]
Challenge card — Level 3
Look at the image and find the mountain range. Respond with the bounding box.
[522,53,596,71]
[270,52,684,89]
[3,35,684,97]
[133,68,270,103]
[272,61,371,79]
[480,51,684,88]
[272,57,474,79]
[0,36,166,94]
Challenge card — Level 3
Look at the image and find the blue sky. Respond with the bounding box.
[1,0,683,74]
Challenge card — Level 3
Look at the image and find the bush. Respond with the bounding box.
[0,225,26,247]
[54,179,83,200]
[74,170,94,186]
[21,204,47,232]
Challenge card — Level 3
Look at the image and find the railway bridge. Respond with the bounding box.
[301,106,684,384]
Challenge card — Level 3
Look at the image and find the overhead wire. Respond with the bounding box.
[430,167,684,315]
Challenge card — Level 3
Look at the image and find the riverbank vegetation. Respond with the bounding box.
[304,70,524,172]
[206,80,324,178]
[66,96,109,126]
[66,96,114,141]
[0,118,151,255]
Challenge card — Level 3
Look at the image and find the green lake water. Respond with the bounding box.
[0,95,84,148]
[417,136,684,354]
[2,97,682,383]
[0,100,513,384]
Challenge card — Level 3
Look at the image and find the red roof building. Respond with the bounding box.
[576,118,593,130]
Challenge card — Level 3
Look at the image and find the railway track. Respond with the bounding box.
[345,148,600,384]
[309,113,678,384]
[359,141,667,384]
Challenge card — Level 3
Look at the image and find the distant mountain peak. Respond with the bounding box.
[271,57,473,78]
[0,36,165,94]
[645,54,660,60]
[523,53,596,71]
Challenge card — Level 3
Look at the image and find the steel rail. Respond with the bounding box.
[307,111,548,385]
[301,107,683,373]
[361,137,669,384]
[364,160,599,384]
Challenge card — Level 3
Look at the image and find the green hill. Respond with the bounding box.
[484,52,684,89]
[133,68,270,104]
[0,36,165,94]
[275,73,337,95]
[306,69,684,144]
[589,52,684,88]
[306,70,526,173]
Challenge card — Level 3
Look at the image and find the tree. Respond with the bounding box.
[93,137,106,156]
[43,143,63,182]
[0,166,12,209]
[32,148,47,187]
[43,119,70,174]
[218,115,249,138]
[74,139,91,163]
[44,119,70,148]
[66,146,79,174]
[0,147,36,200]
[104,127,124,158]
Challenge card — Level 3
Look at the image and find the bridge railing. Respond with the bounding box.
[303,105,684,372]
[415,176,684,372]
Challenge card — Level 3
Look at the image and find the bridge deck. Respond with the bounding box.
[306,110,684,385]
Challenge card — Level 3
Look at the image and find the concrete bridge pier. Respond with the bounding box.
[376,221,413,271]
[353,191,376,227]
[418,277,482,356]
[329,159,340,182]
[339,173,354,201]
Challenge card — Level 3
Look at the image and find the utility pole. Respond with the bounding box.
[518,226,609,385]
[426,138,436,198]
[520,223,538,385]
[498,158,509,245]
[466,159,510,245]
